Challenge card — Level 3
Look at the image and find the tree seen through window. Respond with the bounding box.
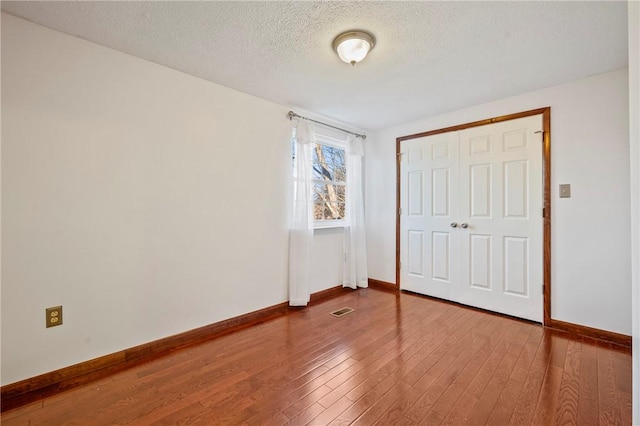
[312,143,346,221]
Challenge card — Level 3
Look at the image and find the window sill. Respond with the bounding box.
[314,221,348,230]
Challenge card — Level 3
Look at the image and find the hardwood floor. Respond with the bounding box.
[1,288,632,425]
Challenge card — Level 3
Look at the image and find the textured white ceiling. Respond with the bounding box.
[1,1,628,130]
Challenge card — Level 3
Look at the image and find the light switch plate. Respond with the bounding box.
[559,184,571,198]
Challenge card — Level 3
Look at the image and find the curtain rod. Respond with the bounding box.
[287,111,366,140]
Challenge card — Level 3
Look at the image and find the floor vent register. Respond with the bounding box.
[330,307,355,317]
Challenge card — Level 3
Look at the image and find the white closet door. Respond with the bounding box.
[400,132,459,301]
[399,114,543,322]
[457,115,543,322]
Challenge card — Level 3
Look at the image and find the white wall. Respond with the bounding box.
[628,2,639,423]
[0,14,345,385]
[311,228,344,294]
[366,68,631,335]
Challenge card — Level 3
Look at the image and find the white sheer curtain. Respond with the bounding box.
[289,121,315,306]
[343,135,368,289]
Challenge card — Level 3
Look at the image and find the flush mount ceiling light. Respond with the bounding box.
[332,30,376,66]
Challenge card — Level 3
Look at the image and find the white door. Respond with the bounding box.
[400,115,543,322]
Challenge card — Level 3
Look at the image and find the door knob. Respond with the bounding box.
[461,223,469,229]
[450,222,458,228]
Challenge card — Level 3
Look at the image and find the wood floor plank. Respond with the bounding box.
[328,398,374,426]
[281,385,333,421]
[599,402,623,425]
[550,330,570,368]
[618,390,633,426]
[350,381,412,425]
[485,377,525,426]
[611,348,633,394]
[528,332,571,425]
[486,325,544,425]
[508,330,553,426]
[553,337,582,425]
[531,364,563,425]
[596,340,622,420]
[148,400,207,425]
[1,288,632,425]
[578,338,600,426]
[242,378,331,425]
[306,395,356,425]
[287,402,326,425]
[0,405,40,426]
[509,325,544,383]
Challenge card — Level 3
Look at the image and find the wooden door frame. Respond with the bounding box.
[395,107,552,325]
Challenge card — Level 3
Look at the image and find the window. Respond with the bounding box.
[291,130,347,228]
[312,138,346,225]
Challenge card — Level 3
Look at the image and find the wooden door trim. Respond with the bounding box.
[395,107,552,325]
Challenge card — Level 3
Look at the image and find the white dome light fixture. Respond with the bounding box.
[332,30,376,66]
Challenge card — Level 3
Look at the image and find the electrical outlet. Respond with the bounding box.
[46,306,63,328]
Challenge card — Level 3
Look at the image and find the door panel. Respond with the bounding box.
[407,230,424,277]
[432,168,450,216]
[470,234,492,290]
[432,232,450,281]
[504,160,528,218]
[408,170,424,215]
[470,164,492,218]
[504,236,529,296]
